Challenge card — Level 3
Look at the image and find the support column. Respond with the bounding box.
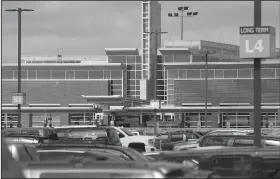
[29,113,33,127]
[4,113,8,126]
[83,112,86,125]
[139,113,143,124]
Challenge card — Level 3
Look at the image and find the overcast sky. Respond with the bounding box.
[2,1,280,63]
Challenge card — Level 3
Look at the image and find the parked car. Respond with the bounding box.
[36,142,150,161]
[159,131,202,151]
[173,129,254,151]
[22,159,218,178]
[2,140,25,178]
[174,135,280,151]
[37,149,130,161]
[2,127,54,137]
[54,125,161,152]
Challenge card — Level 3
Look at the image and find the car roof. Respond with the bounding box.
[160,146,280,158]
[23,160,187,171]
[54,125,97,129]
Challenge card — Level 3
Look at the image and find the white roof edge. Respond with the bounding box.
[29,104,61,106]
[3,63,123,66]
[105,48,139,51]
[182,103,212,105]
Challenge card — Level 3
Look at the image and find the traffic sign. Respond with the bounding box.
[12,92,26,105]
[150,100,161,109]
[239,26,276,59]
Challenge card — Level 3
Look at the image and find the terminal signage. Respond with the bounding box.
[239,26,276,59]
[12,92,26,105]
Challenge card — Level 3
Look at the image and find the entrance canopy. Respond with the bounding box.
[103,106,280,115]
[81,95,150,106]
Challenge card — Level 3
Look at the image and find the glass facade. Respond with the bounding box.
[108,55,142,99]
[2,69,124,96]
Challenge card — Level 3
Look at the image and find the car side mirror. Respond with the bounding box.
[118,133,125,138]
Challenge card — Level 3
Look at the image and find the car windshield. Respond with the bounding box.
[54,128,107,139]
[119,128,134,136]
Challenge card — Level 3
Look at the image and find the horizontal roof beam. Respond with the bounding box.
[1,107,102,113]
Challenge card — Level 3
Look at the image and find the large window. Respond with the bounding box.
[65,70,75,79]
[238,69,251,78]
[28,70,37,79]
[51,70,65,79]
[168,70,178,79]
[215,70,223,78]
[261,68,275,78]
[2,70,13,79]
[111,70,122,79]
[13,70,27,79]
[135,71,142,79]
[89,70,103,79]
[192,55,202,62]
[129,71,136,79]
[174,54,191,63]
[136,56,141,63]
[75,70,88,79]
[127,56,135,63]
[164,55,173,63]
[178,70,187,79]
[187,70,200,79]
[276,68,280,78]
[108,56,126,64]
[201,69,214,78]
[111,85,122,90]
[37,70,51,79]
[224,69,237,78]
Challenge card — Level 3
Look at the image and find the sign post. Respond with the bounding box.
[239,1,276,148]
[150,100,161,136]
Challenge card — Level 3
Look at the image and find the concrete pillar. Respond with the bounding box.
[278,108,280,123]
[21,113,29,127]
[139,113,143,124]
[210,112,219,128]
[60,113,70,126]
[249,112,254,128]
[29,113,33,127]
[4,113,8,126]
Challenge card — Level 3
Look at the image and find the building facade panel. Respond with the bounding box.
[173,79,280,106]
[2,80,110,104]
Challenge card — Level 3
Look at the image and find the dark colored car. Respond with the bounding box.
[2,127,54,137]
[22,159,218,178]
[36,143,149,161]
[160,131,202,151]
[37,149,131,161]
[52,126,122,146]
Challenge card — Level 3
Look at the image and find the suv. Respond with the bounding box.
[54,126,161,152]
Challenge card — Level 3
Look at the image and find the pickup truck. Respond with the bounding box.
[54,126,161,153]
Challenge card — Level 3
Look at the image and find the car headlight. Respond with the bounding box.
[148,139,154,145]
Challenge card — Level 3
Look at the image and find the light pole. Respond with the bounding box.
[190,48,216,128]
[6,8,34,128]
[168,6,198,40]
[144,30,167,135]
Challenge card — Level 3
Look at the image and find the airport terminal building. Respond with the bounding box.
[2,40,280,128]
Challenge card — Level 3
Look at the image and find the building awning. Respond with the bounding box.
[103,106,280,114]
[1,107,102,113]
[158,48,193,55]
[81,95,150,105]
[105,48,139,56]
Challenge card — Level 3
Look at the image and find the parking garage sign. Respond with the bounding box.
[12,92,26,105]
[239,26,276,59]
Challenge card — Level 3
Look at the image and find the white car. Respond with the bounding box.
[114,127,161,152]
[54,125,161,153]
